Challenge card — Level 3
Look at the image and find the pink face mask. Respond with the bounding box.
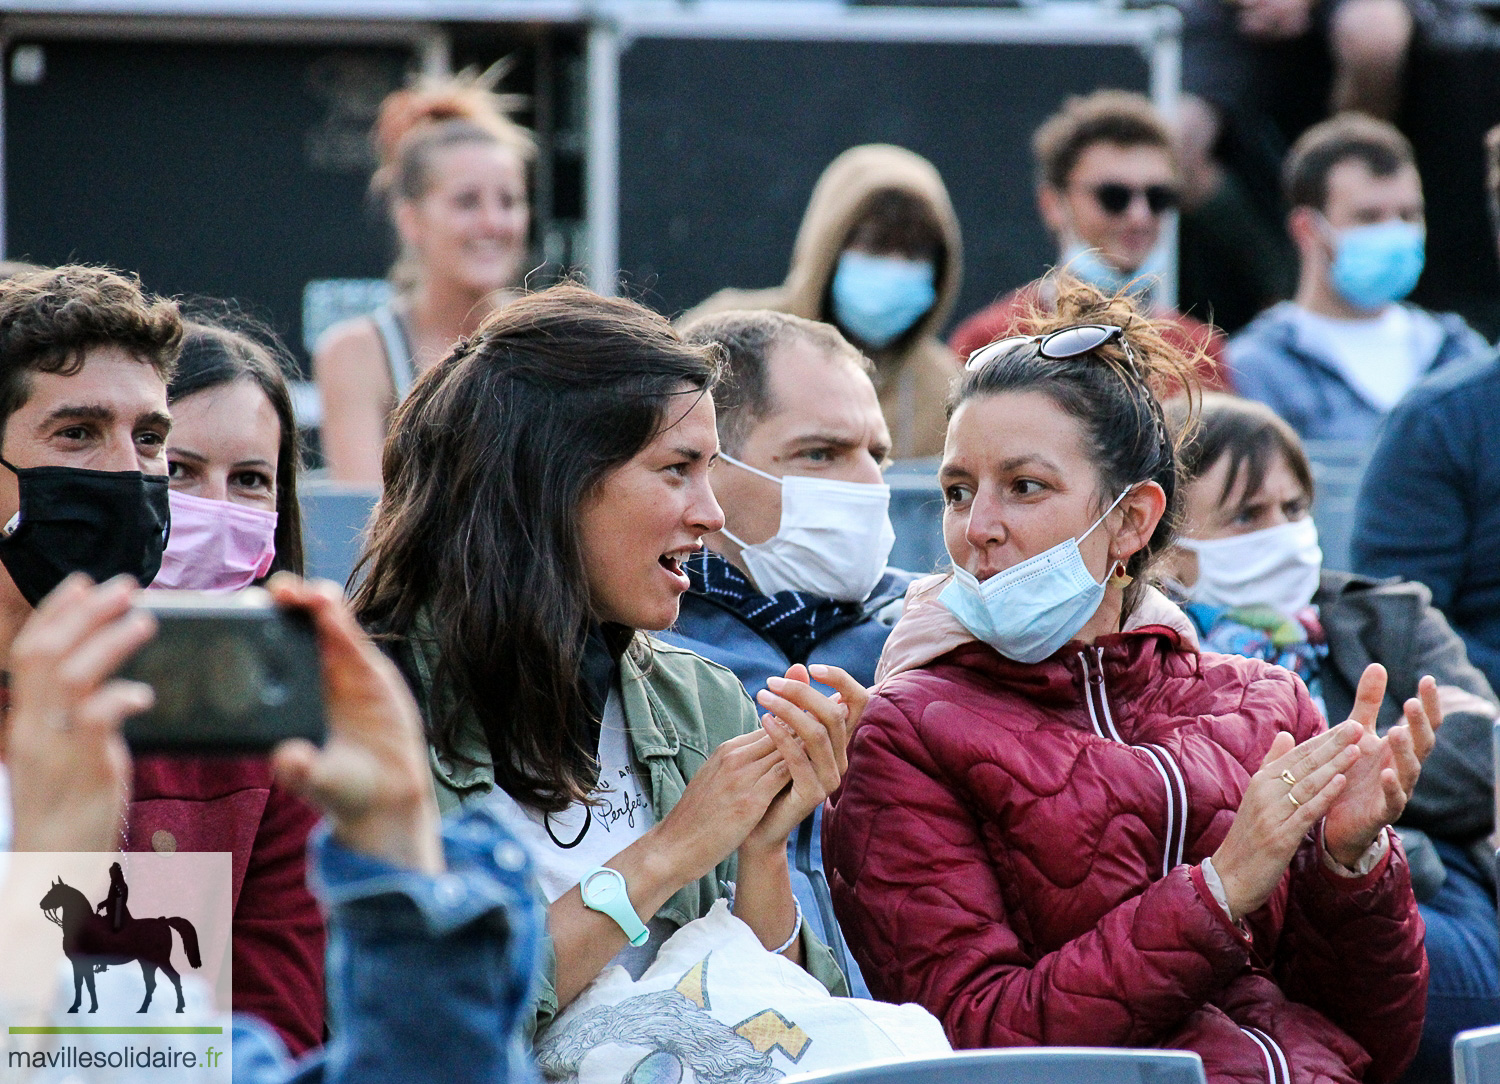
[151,489,278,592]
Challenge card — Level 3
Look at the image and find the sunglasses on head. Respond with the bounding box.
[965,324,1167,450]
[964,323,1135,372]
[1093,183,1179,216]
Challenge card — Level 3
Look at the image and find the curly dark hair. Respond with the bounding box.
[0,265,182,425]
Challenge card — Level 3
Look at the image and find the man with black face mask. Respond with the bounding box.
[0,266,328,1052]
[0,266,177,634]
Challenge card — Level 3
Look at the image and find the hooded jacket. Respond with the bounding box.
[825,577,1426,1084]
[686,145,963,460]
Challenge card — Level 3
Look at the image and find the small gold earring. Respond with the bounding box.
[1108,560,1133,588]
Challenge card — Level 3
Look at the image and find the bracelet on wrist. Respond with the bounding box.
[772,897,803,956]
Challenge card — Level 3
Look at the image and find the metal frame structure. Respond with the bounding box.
[0,1,1182,297]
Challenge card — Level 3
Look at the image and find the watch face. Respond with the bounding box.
[585,870,621,905]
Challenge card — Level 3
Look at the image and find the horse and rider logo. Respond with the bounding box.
[39,862,202,1014]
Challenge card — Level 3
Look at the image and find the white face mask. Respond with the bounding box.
[718,454,895,602]
[1176,518,1323,614]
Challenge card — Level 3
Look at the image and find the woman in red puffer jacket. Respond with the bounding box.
[824,279,1435,1084]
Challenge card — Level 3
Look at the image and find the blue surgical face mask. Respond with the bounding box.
[1061,242,1167,301]
[830,250,936,349]
[1322,216,1425,311]
[938,489,1131,665]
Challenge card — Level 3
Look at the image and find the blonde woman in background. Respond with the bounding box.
[314,74,533,484]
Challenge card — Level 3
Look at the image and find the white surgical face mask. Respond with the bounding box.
[1176,517,1323,615]
[718,454,895,602]
[939,489,1130,664]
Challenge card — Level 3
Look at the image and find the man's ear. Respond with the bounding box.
[1287,206,1325,254]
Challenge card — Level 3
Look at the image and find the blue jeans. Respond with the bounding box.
[1403,840,1500,1084]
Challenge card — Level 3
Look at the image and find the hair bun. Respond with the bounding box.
[372,66,533,170]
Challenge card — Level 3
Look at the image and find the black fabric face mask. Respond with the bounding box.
[0,457,171,606]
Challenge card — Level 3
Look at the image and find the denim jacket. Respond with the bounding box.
[231,806,543,1084]
[395,630,850,1036]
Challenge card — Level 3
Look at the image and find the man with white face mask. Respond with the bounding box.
[1230,113,1489,443]
[664,309,914,998]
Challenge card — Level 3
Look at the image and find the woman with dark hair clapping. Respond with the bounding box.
[353,282,858,1028]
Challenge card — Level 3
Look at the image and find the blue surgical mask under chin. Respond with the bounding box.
[938,489,1131,665]
[1061,242,1167,301]
[830,250,937,350]
[1324,217,1425,311]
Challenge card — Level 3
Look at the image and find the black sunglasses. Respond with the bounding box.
[1093,183,1179,216]
[964,323,1134,372]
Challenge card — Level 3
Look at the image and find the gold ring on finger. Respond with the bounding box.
[1280,770,1298,787]
[1287,791,1301,809]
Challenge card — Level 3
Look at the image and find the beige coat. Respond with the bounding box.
[686,144,963,460]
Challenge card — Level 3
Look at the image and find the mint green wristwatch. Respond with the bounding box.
[580,866,649,947]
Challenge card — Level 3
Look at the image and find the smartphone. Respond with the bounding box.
[120,588,326,752]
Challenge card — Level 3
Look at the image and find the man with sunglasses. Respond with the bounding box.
[1230,113,1488,444]
[950,90,1229,391]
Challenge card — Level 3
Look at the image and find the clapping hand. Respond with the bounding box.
[1212,720,1364,920]
[1322,664,1440,868]
[742,663,861,853]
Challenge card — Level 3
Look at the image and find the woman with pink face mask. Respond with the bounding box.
[135,317,327,1054]
[156,320,302,590]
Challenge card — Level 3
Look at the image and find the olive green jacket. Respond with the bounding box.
[398,630,850,1035]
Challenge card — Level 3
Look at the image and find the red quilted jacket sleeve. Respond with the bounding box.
[1271,669,1427,1084]
[1274,837,1426,1083]
[826,690,1254,1049]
